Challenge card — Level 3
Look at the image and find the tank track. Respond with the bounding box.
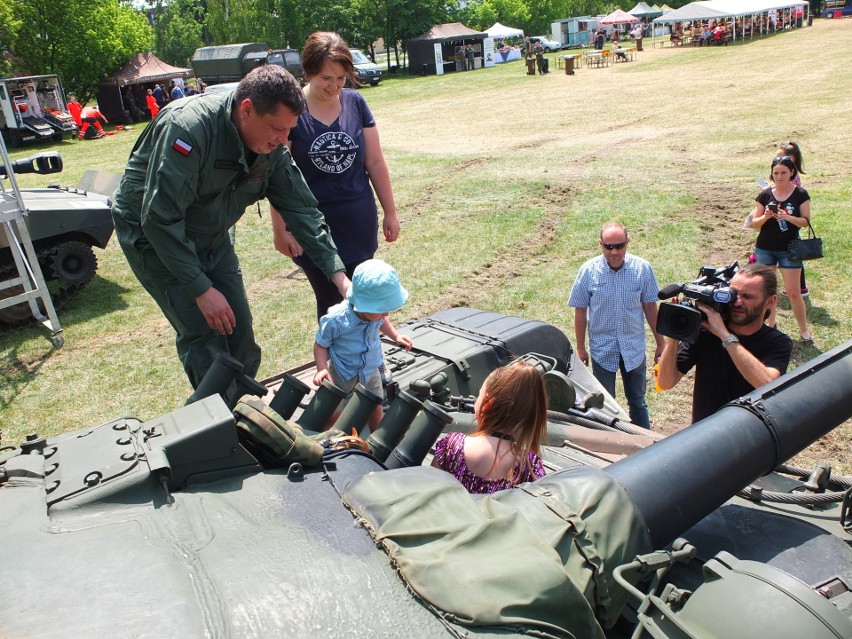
[0,242,97,329]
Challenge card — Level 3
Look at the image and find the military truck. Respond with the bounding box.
[0,75,77,146]
[191,42,304,86]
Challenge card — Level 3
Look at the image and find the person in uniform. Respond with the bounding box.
[112,65,349,390]
[67,95,83,128]
[78,105,108,138]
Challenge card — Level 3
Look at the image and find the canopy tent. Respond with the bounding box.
[485,22,524,39]
[600,9,639,24]
[651,0,810,44]
[660,4,674,10]
[653,0,809,22]
[629,2,664,18]
[109,52,192,86]
[407,23,487,75]
[96,52,192,124]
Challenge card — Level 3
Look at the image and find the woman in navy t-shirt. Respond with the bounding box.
[271,32,400,320]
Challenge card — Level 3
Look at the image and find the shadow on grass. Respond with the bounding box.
[0,277,132,411]
[775,295,841,367]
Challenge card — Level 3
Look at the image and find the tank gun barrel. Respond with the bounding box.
[606,339,852,548]
[0,152,62,178]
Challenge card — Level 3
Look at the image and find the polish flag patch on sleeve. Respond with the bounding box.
[172,138,193,156]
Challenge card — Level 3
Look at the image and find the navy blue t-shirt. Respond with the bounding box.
[290,89,378,266]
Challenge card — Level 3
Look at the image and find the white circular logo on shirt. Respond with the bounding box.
[309,131,357,174]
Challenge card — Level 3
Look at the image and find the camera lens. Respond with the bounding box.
[657,302,704,344]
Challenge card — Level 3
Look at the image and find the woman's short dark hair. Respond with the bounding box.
[770,154,798,181]
[301,31,357,86]
[234,65,305,117]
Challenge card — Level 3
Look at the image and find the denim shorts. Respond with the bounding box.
[754,247,802,270]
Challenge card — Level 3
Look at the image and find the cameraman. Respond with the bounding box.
[656,263,793,423]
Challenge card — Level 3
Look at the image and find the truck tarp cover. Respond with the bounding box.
[343,465,651,638]
[191,43,269,83]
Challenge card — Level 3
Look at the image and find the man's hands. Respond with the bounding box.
[695,302,729,340]
[576,346,589,366]
[196,287,235,335]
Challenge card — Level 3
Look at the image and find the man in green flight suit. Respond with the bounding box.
[112,66,349,389]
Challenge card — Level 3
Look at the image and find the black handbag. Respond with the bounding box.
[787,221,824,261]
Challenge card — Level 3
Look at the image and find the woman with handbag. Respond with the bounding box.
[750,155,812,343]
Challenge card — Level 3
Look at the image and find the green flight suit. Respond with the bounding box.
[112,91,344,389]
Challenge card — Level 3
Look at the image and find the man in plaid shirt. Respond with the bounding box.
[568,222,665,429]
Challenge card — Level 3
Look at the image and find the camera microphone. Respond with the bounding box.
[658,284,684,300]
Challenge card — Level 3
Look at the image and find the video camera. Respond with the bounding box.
[656,261,739,344]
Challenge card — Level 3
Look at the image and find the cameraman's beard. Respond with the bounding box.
[729,303,767,326]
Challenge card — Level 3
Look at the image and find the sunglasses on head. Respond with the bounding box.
[601,241,627,250]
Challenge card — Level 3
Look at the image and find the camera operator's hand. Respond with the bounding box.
[695,301,729,340]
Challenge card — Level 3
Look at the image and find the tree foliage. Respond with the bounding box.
[1,0,709,97]
[150,0,204,67]
[6,0,152,102]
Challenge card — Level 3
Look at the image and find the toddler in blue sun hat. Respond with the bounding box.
[313,259,413,431]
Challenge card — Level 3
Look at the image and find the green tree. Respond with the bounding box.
[0,0,23,76]
[151,0,204,67]
[9,0,152,102]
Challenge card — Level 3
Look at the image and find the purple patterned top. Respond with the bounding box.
[433,432,545,495]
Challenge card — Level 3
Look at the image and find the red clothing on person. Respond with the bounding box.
[146,94,160,118]
[79,107,106,138]
[67,100,83,127]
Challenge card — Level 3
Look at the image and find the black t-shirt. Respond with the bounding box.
[677,325,793,423]
[755,186,810,251]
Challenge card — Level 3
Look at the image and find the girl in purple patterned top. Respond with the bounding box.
[431,361,548,494]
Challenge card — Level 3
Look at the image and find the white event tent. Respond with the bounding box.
[485,22,525,39]
[652,0,809,42]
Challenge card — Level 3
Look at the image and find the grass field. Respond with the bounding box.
[2,20,850,473]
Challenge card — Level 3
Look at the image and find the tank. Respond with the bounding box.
[1,308,850,638]
[0,151,115,326]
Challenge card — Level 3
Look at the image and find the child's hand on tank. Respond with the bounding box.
[313,369,331,386]
[396,335,413,351]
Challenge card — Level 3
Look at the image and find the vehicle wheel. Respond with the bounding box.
[825,12,834,18]
[49,241,97,288]
[9,129,24,148]
[51,131,63,142]
[0,284,47,325]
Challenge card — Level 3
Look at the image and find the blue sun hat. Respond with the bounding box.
[347,259,409,314]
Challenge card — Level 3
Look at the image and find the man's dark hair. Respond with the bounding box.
[737,263,777,298]
[234,65,305,117]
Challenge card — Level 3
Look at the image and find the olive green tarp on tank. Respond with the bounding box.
[343,465,652,638]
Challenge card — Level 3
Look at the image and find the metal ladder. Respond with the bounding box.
[0,136,64,347]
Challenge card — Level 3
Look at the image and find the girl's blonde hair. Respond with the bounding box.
[473,360,548,482]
